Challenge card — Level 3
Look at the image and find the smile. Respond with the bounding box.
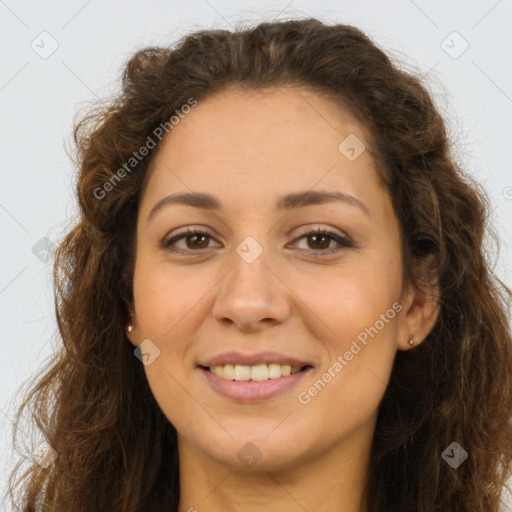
[205,363,306,381]
[198,364,313,402]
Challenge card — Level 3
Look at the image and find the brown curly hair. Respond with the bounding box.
[5,17,512,512]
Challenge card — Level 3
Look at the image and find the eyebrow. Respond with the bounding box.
[147,189,369,223]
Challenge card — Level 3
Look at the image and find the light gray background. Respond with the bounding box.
[1,0,511,510]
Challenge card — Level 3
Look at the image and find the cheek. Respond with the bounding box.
[133,256,206,340]
[290,259,400,426]
[132,256,221,430]
[290,253,401,347]
[293,291,399,450]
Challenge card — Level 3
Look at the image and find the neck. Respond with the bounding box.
[176,429,372,512]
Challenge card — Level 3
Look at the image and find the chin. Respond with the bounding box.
[186,423,317,472]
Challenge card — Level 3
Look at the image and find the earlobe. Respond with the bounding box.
[125,323,139,347]
[126,309,135,334]
[125,323,135,345]
[125,307,139,346]
[398,282,440,351]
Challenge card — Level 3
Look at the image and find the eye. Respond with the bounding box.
[161,227,220,254]
[290,227,354,256]
[161,226,354,256]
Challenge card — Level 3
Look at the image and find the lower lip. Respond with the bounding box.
[198,366,313,402]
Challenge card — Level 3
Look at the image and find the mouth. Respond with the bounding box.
[199,363,313,381]
[197,363,314,402]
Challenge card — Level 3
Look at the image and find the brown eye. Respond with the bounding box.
[161,226,354,256]
[292,228,354,256]
[306,233,332,250]
[185,233,209,249]
[161,227,219,254]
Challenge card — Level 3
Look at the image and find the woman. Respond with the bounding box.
[7,18,512,512]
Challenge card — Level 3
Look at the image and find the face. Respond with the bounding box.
[128,86,424,472]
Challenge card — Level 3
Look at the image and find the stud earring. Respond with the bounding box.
[409,337,416,346]
[126,325,134,333]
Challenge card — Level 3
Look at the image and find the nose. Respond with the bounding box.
[212,243,291,332]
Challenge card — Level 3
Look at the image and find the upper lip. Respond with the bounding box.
[198,351,314,368]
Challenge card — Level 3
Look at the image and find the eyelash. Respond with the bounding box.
[160,226,354,256]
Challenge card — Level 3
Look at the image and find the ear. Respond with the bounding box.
[125,307,139,348]
[397,275,440,351]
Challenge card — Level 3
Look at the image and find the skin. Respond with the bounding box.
[127,85,439,512]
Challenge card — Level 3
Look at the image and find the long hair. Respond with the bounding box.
[5,18,512,512]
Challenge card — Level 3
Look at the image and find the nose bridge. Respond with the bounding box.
[212,231,290,329]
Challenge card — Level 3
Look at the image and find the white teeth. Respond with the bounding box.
[267,363,281,379]
[209,363,302,380]
[222,364,235,380]
[251,364,268,381]
[234,365,251,381]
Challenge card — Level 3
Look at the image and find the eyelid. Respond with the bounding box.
[288,226,354,255]
[161,224,354,255]
[161,225,220,248]
[292,224,348,241]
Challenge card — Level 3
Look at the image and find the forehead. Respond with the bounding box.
[157,85,368,162]
[140,86,385,216]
